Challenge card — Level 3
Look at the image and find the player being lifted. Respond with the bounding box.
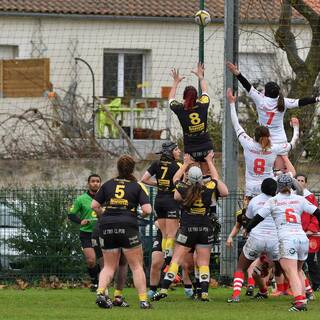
[226,61,319,173]
[247,174,320,312]
[169,63,213,173]
[226,88,299,198]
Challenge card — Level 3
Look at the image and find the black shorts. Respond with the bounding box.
[152,229,163,253]
[154,195,180,219]
[99,223,141,250]
[79,231,102,259]
[175,225,214,248]
[189,149,213,162]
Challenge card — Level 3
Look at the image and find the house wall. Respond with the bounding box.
[0,16,313,149]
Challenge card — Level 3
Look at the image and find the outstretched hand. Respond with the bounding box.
[183,153,194,165]
[226,88,237,104]
[191,62,205,80]
[204,150,214,162]
[290,117,299,128]
[171,68,185,84]
[226,61,240,76]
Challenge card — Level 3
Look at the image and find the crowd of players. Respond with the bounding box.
[68,63,320,311]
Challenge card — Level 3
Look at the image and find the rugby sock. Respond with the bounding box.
[161,238,167,254]
[247,277,255,287]
[305,278,313,293]
[283,280,289,293]
[184,284,193,297]
[149,285,157,292]
[88,265,100,284]
[164,238,175,265]
[97,287,105,295]
[199,265,210,294]
[114,289,122,298]
[194,266,201,295]
[277,283,284,292]
[162,262,179,289]
[260,287,268,294]
[232,271,244,297]
[138,293,147,302]
[294,295,306,306]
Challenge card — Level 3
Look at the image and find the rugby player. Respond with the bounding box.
[247,174,320,311]
[226,61,319,172]
[91,155,152,309]
[152,152,228,302]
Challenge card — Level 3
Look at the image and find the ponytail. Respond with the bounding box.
[182,183,203,207]
[183,86,198,111]
[277,93,285,112]
[259,136,271,151]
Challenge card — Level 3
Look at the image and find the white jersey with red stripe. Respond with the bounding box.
[238,132,292,196]
[257,192,318,240]
[246,193,277,239]
[249,87,299,143]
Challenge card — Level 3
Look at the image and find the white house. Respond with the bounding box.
[0,0,317,158]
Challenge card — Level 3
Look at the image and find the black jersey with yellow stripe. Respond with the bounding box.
[169,94,213,153]
[94,178,150,226]
[176,179,218,226]
[147,159,182,193]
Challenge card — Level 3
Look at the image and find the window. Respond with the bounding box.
[0,45,19,59]
[103,51,146,97]
[239,53,277,86]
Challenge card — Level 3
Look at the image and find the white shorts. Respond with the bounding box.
[279,235,309,261]
[243,236,279,261]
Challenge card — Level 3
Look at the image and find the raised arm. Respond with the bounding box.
[172,153,194,184]
[204,152,229,197]
[226,88,246,137]
[289,117,299,149]
[226,61,252,92]
[168,68,185,101]
[191,63,207,93]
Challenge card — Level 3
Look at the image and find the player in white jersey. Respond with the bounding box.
[228,178,278,303]
[226,88,299,197]
[247,174,320,312]
[226,62,319,171]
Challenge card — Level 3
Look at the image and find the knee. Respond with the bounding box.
[86,258,96,268]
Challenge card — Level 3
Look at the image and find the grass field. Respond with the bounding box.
[0,287,319,320]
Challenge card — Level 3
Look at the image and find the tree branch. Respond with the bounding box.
[288,0,319,26]
[275,0,305,73]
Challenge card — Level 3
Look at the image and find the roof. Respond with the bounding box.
[0,0,319,21]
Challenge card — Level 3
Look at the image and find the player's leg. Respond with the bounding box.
[113,252,129,307]
[246,258,257,296]
[152,243,191,301]
[228,239,255,302]
[164,217,179,265]
[81,232,99,291]
[181,250,194,298]
[96,248,121,309]
[148,251,164,298]
[195,245,211,301]
[123,245,150,308]
[280,258,306,311]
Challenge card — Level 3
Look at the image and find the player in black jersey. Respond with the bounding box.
[168,63,213,171]
[91,155,152,309]
[141,141,181,268]
[152,152,228,302]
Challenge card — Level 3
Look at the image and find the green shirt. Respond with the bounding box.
[69,192,98,232]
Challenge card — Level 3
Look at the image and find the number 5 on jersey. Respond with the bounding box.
[115,184,125,199]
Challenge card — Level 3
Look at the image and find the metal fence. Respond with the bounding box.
[1,188,319,283]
